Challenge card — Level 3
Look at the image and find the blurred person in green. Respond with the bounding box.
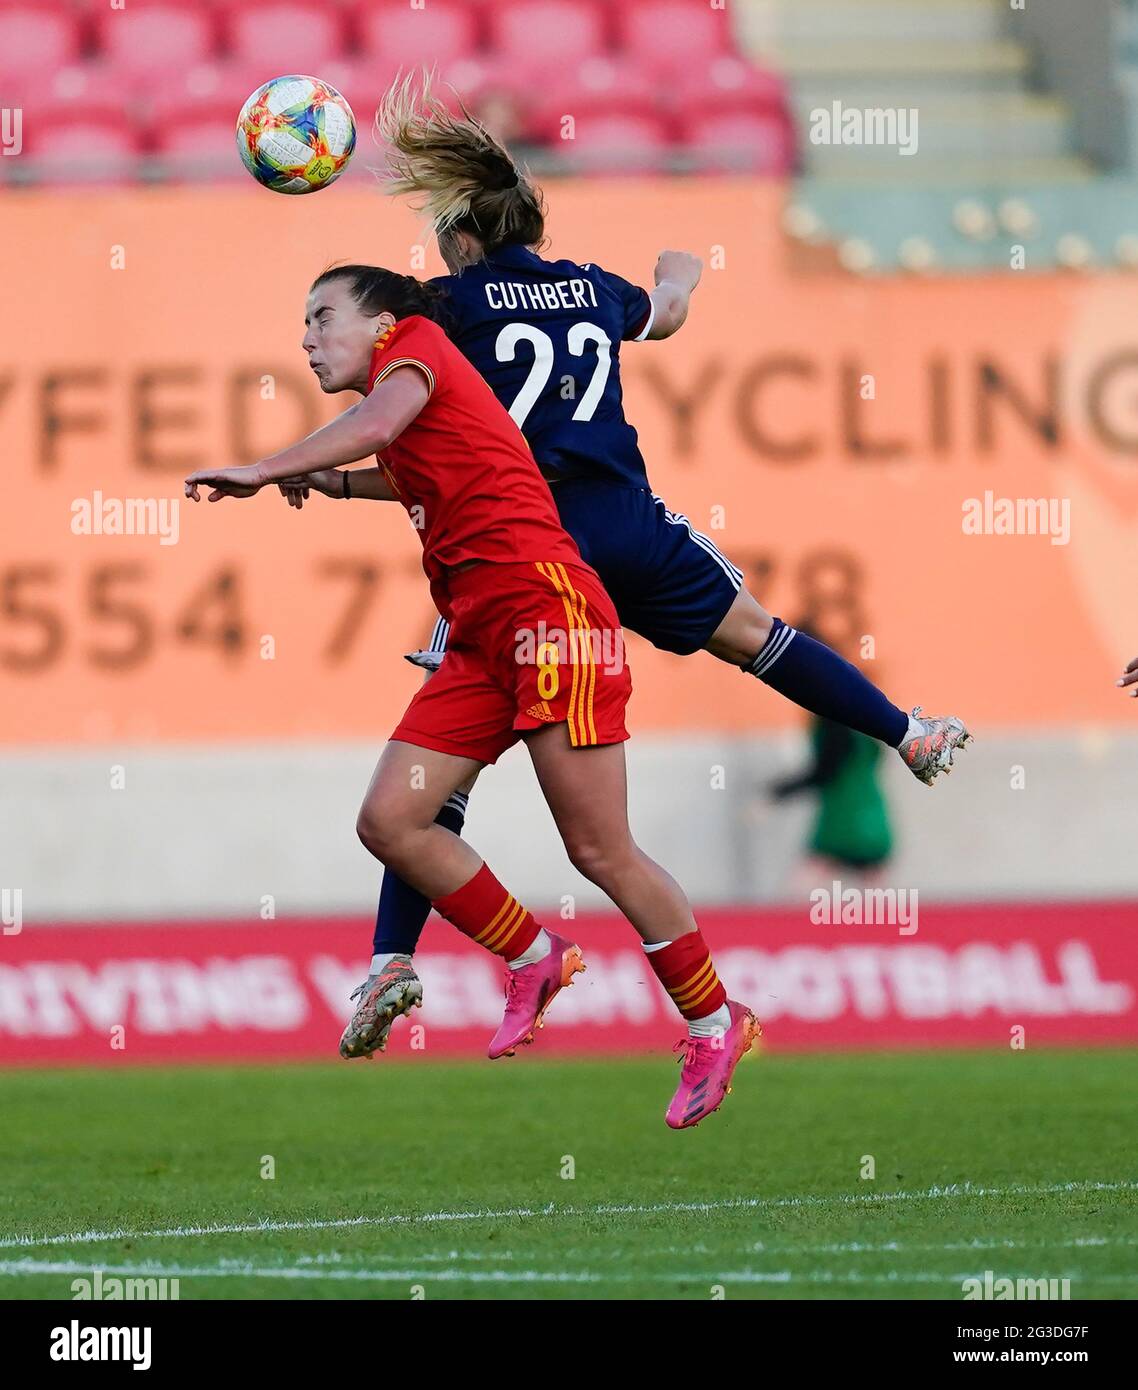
[769,620,894,886]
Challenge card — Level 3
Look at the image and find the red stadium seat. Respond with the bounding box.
[151,104,248,182]
[23,111,143,185]
[525,57,659,143]
[298,58,388,129]
[672,55,789,117]
[487,1,610,74]
[558,112,672,176]
[532,53,657,110]
[9,62,141,120]
[91,5,218,82]
[303,57,505,151]
[223,3,348,75]
[679,109,795,175]
[313,52,536,134]
[147,59,366,125]
[0,4,81,85]
[615,0,730,77]
[147,62,299,124]
[355,1,480,71]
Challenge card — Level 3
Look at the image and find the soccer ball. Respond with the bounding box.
[236,75,356,194]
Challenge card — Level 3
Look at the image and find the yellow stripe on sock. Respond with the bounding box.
[473,894,519,945]
[683,974,722,1014]
[482,899,526,954]
[670,958,716,1005]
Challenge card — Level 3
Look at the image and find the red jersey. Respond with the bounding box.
[366,315,582,608]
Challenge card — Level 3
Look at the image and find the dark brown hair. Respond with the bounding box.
[310,263,452,327]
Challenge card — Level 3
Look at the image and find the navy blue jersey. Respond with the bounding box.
[430,244,654,488]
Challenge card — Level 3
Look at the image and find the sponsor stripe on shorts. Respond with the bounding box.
[651,493,744,588]
[555,562,597,746]
[534,562,582,745]
[534,562,597,747]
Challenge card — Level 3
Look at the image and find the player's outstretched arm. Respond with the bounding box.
[278,468,398,508]
[185,368,429,502]
[1118,657,1138,697]
[643,249,703,340]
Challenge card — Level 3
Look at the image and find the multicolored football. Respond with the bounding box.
[236,75,356,194]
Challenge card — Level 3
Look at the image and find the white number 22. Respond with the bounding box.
[495,322,612,429]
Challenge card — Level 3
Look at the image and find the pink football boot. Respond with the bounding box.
[487,932,586,1059]
[666,1000,761,1130]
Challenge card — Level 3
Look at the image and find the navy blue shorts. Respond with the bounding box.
[423,481,742,659]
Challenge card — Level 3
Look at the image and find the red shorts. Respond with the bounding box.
[392,560,632,765]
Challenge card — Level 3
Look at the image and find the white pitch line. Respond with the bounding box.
[2,1179,1134,1253]
[754,1233,1138,1258]
[640,1233,1138,1260]
[1,1258,1135,1288]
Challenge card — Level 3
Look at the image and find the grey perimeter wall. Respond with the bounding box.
[2,730,1137,923]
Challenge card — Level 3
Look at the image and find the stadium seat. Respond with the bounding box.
[222,3,348,74]
[146,61,274,117]
[672,55,789,117]
[311,56,510,147]
[0,0,792,182]
[9,62,139,119]
[355,1,480,71]
[152,105,247,182]
[679,109,795,175]
[557,111,672,175]
[487,1,611,74]
[91,5,219,83]
[23,110,143,185]
[530,53,657,110]
[525,57,659,143]
[0,4,81,85]
[615,0,730,77]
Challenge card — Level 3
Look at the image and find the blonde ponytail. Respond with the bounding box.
[375,70,545,251]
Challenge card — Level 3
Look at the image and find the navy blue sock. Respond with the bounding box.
[746,618,909,747]
[372,792,468,957]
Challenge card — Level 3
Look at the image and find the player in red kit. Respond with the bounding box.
[185,266,759,1128]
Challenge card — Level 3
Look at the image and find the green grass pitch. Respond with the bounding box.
[1,1048,1135,1299]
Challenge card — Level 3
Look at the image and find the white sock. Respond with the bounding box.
[642,939,671,953]
[369,952,396,976]
[899,713,924,747]
[689,1004,731,1038]
[509,928,552,969]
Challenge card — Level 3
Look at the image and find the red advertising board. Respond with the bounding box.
[1,904,1135,1065]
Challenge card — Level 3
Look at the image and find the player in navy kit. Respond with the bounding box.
[329,74,971,1058]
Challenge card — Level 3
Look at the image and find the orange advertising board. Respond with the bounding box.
[2,180,1137,745]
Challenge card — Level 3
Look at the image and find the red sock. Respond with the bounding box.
[432,863,543,960]
[645,930,727,1020]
